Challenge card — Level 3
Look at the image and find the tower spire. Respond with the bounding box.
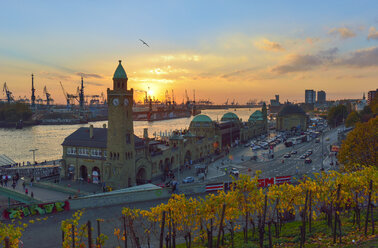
[31,74,35,108]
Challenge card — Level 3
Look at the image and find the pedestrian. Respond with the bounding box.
[25,188,28,195]
[31,192,34,198]
[22,181,26,190]
[30,177,34,187]
[12,182,16,190]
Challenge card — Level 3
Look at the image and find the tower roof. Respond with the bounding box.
[113,60,128,79]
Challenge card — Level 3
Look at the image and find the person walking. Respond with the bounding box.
[25,188,28,195]
[31,192,34,198]
[22,181,26,190]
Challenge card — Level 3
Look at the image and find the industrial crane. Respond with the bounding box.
[165,90,171,105]
[43,86,54,106]
[224,98,229,105]
[60,81,78,108]
[2,82,14,103]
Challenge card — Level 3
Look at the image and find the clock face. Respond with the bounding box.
[112,98,119,106]
[124,98,129,106]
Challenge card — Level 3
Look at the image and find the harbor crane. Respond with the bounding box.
[2,82,14,103]
[224,98,229,105]
[60,81,78,108]
[43,86,54,106]
[165,90,171,105]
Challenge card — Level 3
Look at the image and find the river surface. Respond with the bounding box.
[0,108,259,163]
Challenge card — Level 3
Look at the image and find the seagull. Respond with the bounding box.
[139,39,150,47]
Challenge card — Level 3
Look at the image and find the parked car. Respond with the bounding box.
[300,154,307,159]
[230,168,240,176]
[252,145,261,151]
[305,158,312,164]
[291,150,297,155]
[307,149,313,154]
[182,176,195,184]
[283,153,291,158]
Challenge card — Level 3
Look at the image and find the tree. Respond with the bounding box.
[327,105,348,127]
[345,111,361,127]
[338,116,378,171]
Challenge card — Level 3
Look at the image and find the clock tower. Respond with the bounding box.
[106,60,135,187]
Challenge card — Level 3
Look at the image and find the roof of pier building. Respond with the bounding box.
[62,127,144,149]
[278,104,306,117]
[248,110,264,122]
[191,114,213,123]
[220,112,239,122]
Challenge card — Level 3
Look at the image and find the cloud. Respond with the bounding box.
[306,37,319,44]
[368,27,378,40]
[271,47,339,74]
[39,71,71,80]
[317,47,339,61]
[75,72,103,79]
[329,27,356,39]
[221,67,259,79]
[272,54,322,74]
[337,47,378,67]
[255,39,285,51]
[84,81,105,86]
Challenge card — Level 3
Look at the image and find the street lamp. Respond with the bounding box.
[321,131,324,171]
[29,148,38,163]
[29,148,38,178]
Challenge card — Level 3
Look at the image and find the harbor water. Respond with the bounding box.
[0,108,259,163]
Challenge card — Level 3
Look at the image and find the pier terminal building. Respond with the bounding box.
[61,61,267,188]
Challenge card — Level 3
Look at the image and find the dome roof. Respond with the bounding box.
[278,104,306,117]
[191,114,212,123]
[221,112,239,122]
[249,110,264,122]
[113,60,128,79]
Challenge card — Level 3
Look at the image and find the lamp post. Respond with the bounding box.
[29,148,38,178]
[321,131,324,171]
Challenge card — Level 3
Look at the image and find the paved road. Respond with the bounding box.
[218,127,340,180]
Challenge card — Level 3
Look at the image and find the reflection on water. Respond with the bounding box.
[0,108,259,162]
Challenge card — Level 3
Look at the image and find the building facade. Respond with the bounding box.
[305,90,316,104]
[317,90,326,104]
[276,104,308,131]
[367,89,377,105]
[61,61,268,188]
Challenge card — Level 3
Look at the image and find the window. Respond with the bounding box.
[126,134,131,144]
[67,147,76,155]
[103,150,107,158]
[78,148,89,156]
[91,149,101,157]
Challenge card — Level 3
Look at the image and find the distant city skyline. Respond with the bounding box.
[1,1,378,104]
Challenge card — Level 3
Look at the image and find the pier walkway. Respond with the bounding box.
[0,179,70,203]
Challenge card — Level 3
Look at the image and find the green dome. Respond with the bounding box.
[221,112,239,122]
[113,60,128,79]
[191,114,212,123]
[249,110,264,122]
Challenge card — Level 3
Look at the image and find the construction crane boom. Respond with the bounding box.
[2,82,14,103]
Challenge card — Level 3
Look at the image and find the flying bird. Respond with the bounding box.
[139,39,150,47]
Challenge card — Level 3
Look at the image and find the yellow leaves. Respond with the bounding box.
[28,220,34,224]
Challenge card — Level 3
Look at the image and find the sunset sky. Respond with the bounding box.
[1,0,378,104]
